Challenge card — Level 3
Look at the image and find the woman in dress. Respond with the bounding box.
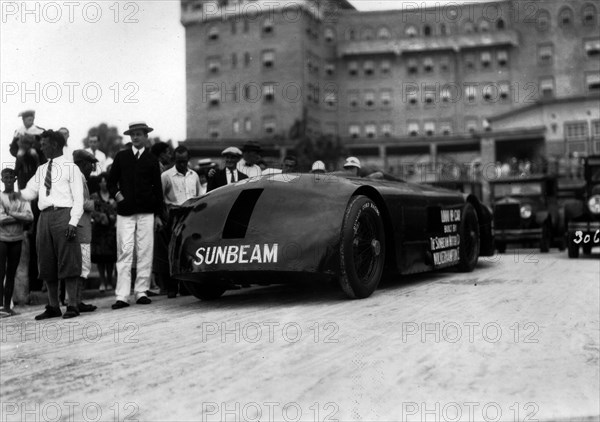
[91,172,117,292]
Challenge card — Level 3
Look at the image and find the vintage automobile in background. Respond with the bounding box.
[566,155,600,258]
[169,173,495,300]
[490,175,566,253]
[426,180,484,200]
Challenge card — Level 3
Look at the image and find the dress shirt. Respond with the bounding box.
[85,147,108,176]
[20,154,84,227]
[161,166,202,206]
[236,159,262,178]
[13,124,44,138]
[227,168,240,184]
[132,146,145,159]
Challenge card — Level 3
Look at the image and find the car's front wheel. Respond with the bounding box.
[567,232,580,259]
[540,221,551,253]
[338,195,386,299]
[183,281,227,301]
[457,203,480,272]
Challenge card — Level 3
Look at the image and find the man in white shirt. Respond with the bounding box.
[19,130,84,320]
[85,135,107,176]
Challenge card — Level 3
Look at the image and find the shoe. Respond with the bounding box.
[146,290,160,297]
[78,302,97,312]
[111,300,130,310]
[63,306,80,319]
[35,305,62,320]
[0,307,11,318]
[136,296,151,305]
[167,291,177,299]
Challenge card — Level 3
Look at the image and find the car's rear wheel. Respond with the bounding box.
[457,203,480,272]
[567,232,580,259]
[540,221,551,253]
[183,281,227,301]
[338,195,385,299]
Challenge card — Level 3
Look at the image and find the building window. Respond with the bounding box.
[364,91,375,108]
[243,19,250,32]
[232,119,240,134]
[423,86,436,105]
[263,117,276,134]
[381,59,391,75]
[583,4,597,25]
[465,85,477,102]
[424,121,435,136]
[440,56,449,72]
[263,83,275,102]
[497,50,508,66]
[585,39,600,57]
[208,88,220,107]
[324,27,335,43]
[482,83,496,102]
[408,121,419,136]
[441,86,451,103]
[325,122,338,136]
[362,27,374,40]
[497,18,505,30]
[565,122,588,142]
[324,90,337,108]
[407,89,418,105]
[536,9,550,31]
[381,122,392,137]
[262,50,274,68]
[592,120,600,140]
[423,25,432,36]
[348,91,359,109]
[423,57,434,72]
[559,7,574,26]
[325,63,336,76]
[348,61,358,76]
[586,73,600,93]
[464,21,474,34]
[465,54,475,70]
[231,20,237,35]
[478,19,490,32]
[207,56,221,74]
[231,53,237,69]
[405,25,417,38]
[440,23,447,35]
[244,118,252,132]
[346,28,356,41]
[349,124,360,138]
[440,121,452,135]
[499,82,510,100]
[244,52,251,67]
[262,18,274,35]
[378,27,391,40]
[365,123,377,138]
[380,90,392,107]
[208,26,219,41]
[408,58,418,74]
[540,77,555,98]
[538,44,554,64]
[208,122,220,138]
[364,60,375,76]
[480,51,492,68]
[465,118,478,133]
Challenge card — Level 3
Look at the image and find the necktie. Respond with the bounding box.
[231,170,236,183]
[135,150,140,159]
[44,159,53,196]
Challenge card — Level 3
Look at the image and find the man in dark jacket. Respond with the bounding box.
[207,147,248,192]
[108,122,164,309]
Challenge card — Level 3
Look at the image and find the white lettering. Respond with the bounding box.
[433,247,460,266]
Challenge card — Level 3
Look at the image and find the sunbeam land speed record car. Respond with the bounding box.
[169,173,495,300]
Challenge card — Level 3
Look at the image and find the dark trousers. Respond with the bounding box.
[0,240,23,309]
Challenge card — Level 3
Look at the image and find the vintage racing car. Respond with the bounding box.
[169,173,495,300]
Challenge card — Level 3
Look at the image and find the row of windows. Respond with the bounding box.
[346,119,485,138]
[208,116,276,138]
[537,4,598,31]
[564,120,600,142]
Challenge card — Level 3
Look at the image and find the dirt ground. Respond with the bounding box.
[1,249,598,422]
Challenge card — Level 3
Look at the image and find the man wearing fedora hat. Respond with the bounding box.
[208,147,248,191]
[108,122,164,309]
[237,141,263,178]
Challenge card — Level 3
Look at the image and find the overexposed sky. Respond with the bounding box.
[0,0,482,166]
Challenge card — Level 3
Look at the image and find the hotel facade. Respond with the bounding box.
[181,0,600,177]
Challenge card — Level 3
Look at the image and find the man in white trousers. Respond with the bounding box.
[107,122,164,309]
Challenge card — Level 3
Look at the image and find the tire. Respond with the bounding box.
[183,281,226,301]
[583,244,593,255]
[496,241,507,254]
[457,203,480,272]
[338,195,386,299]
[540,221,551,253]
[567,232,580,259]
[557,236,567,252]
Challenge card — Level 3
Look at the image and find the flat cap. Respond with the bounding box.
[343,156,361,169]
[221,146,243,156]
[73,149,99,163]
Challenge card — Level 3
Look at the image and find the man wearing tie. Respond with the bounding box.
[108,122,164,309]
[207,147,248,192]
[19,130,84,320]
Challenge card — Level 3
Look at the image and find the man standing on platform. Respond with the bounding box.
[108,122,164,309]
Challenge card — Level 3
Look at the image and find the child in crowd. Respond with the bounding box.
[0,168,33,317]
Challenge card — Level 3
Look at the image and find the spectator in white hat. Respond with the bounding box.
[310,160,326,174]
[207,147,248,191]
[343,156,361,177]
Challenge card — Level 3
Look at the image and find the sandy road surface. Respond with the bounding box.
[1,250,598,422]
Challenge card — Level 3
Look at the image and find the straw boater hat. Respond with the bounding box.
[343,156,361,169]
[124,121,154,135]
[221,147,243,156]
[311,160,326,173]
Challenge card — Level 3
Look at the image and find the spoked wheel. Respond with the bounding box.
[183,281,227,301]
[339,196,386,299]
[457,203,480,272]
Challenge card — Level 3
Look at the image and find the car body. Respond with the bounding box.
[426,180,484,201]
[169,173,494,299]
[566,155,600,258]
[489,175,565,253]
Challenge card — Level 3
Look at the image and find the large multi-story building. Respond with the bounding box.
[181,0,599,174]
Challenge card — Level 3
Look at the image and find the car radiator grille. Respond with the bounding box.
[494,203,520,230]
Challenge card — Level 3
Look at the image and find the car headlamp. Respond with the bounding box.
[588,195,600,214]
[520,204,532,219]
